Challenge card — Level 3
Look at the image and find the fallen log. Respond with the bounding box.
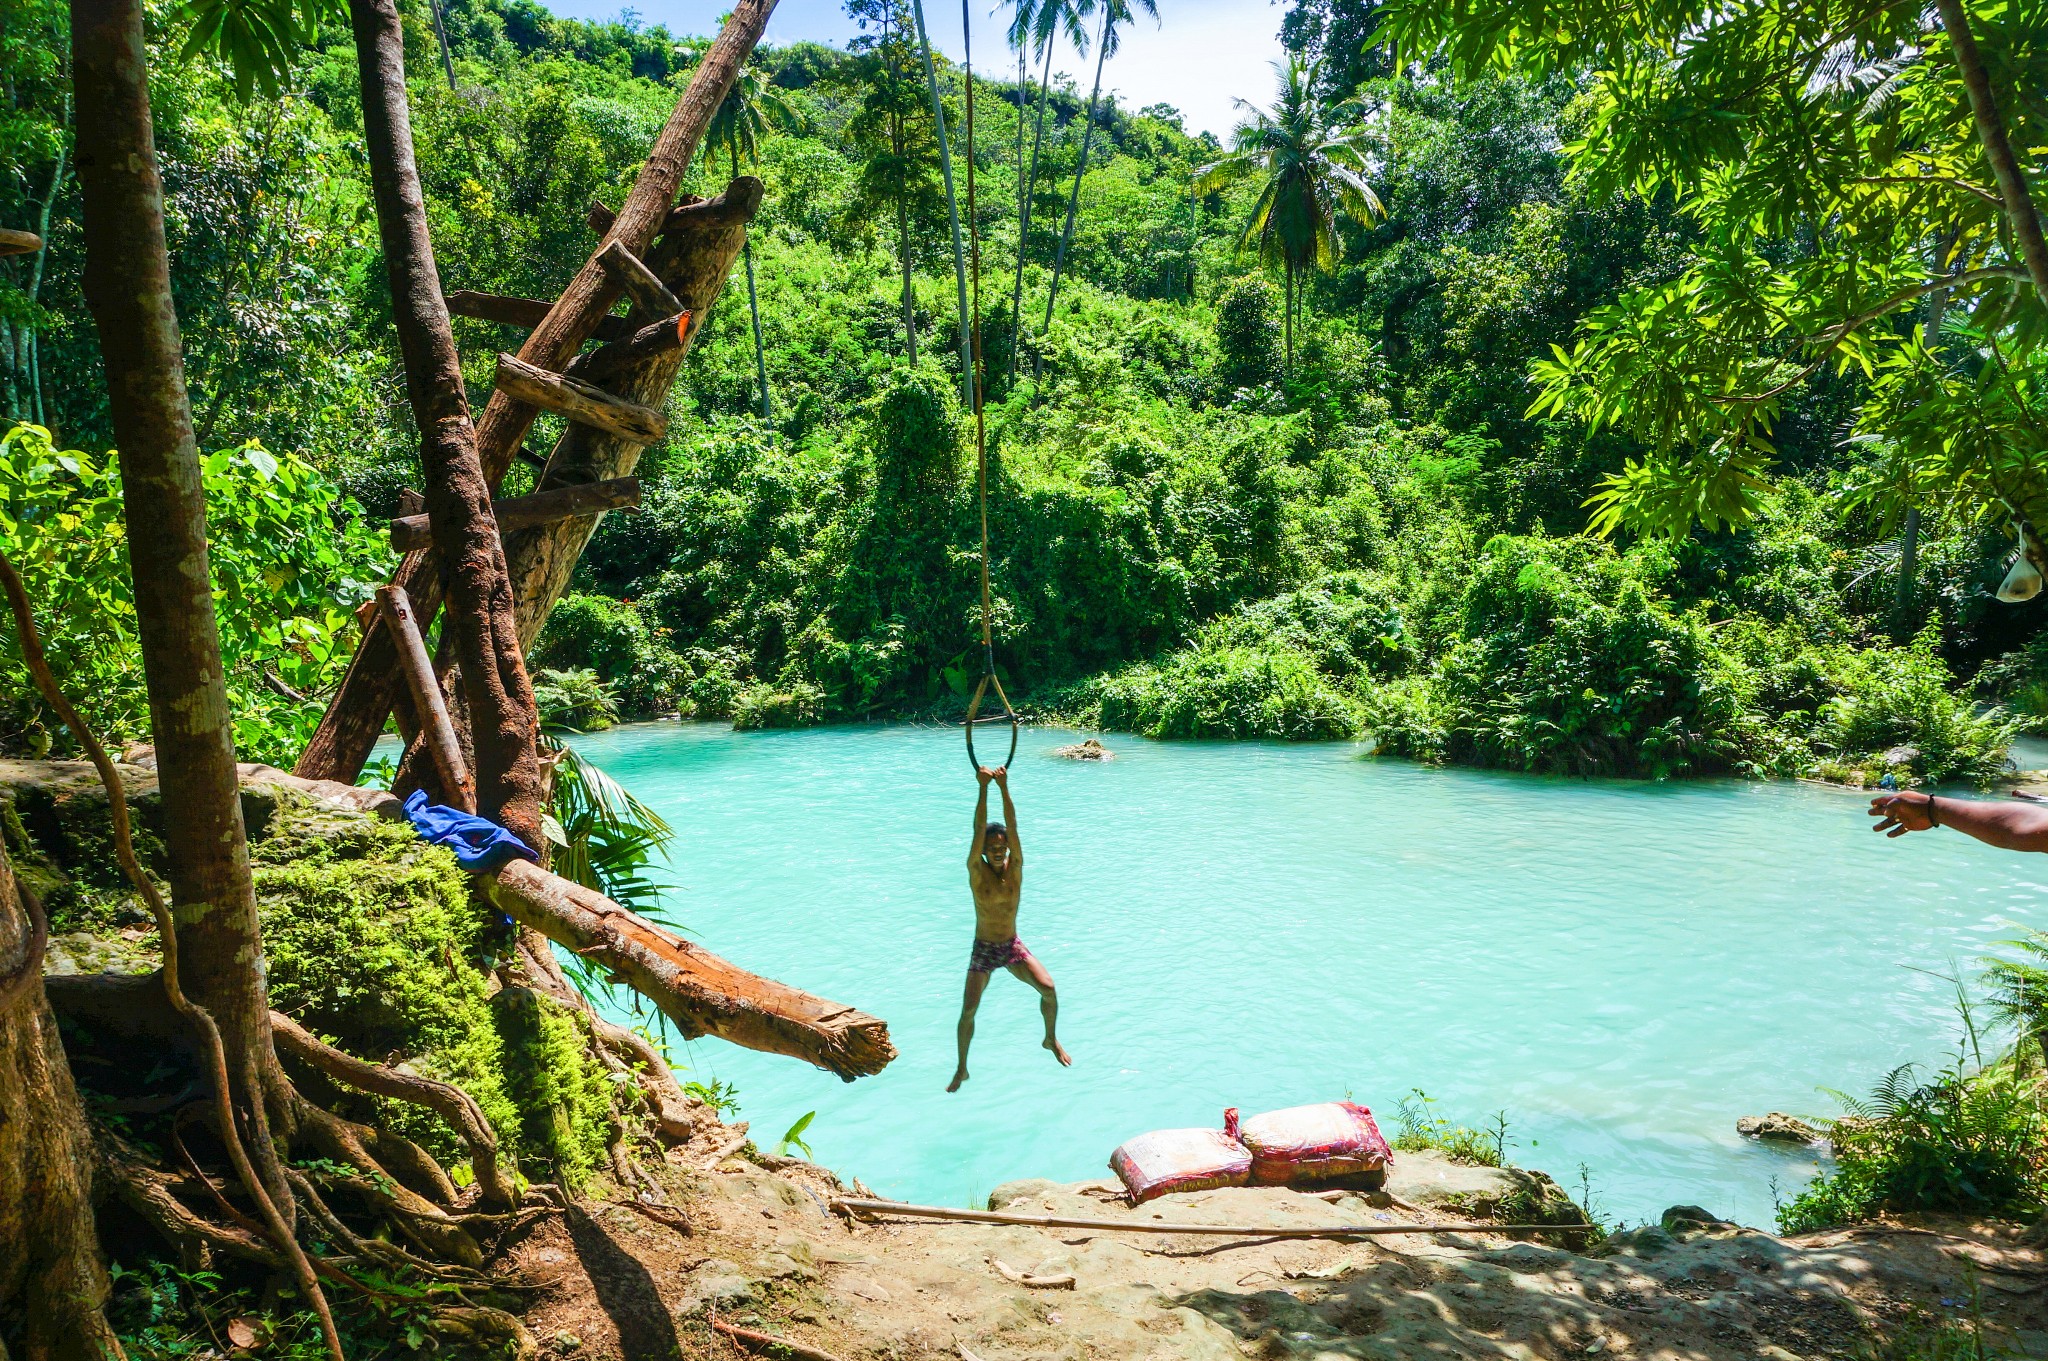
[387,478,640,552]
[0,228,42,257]
[486,859,895,1081]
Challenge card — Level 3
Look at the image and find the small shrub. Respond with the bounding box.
[1777,1061,2046,1234]
[532,593,688,718]
[732,680,828,729]
[1088,643,1362,740]
[532,667,620,732]
[1213,274,1283,394]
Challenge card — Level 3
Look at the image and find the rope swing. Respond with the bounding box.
[949,0,1018,774]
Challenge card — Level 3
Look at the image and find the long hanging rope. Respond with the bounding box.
[959,0,1015,771]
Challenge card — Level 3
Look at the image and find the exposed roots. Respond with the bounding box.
[271,1010,518,1209]
[0,551,346,1361]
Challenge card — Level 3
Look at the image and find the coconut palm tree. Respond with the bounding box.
[707,62,804,421]
[1005,0,1093,387]
[1039,0,1155,349]
[1193,54,1381,376]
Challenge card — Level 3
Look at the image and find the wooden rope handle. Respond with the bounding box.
[964,673,1018,773]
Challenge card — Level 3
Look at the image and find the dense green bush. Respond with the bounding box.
[532,593,687,717]
[1085,642,1362,740]
[1778,1061,2046,1234]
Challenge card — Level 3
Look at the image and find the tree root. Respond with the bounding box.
[708,1312,849,1361]
[0,873,46,1009]
[290,1097,485,1268]
[270,1010,519,1209]
[0,551,347,1361]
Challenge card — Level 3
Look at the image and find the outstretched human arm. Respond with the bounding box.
[969,767,992,867]
[1870,792,2048,852]
[994,766,1020,863]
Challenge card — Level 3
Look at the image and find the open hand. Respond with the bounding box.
[1869,792,1935,837]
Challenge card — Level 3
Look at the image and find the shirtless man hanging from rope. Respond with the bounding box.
[948,765,1071,1092]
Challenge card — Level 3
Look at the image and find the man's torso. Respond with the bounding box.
[968,858,1021,941]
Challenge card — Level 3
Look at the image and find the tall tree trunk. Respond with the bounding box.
[0,838,124,1358]
[1042,6,1108,336]
[71,0,293,1214]
[900,199,917,363]
[911,0,975,406]
[427,0,458,89]
[1936,0,2048,307]
[1896,258,1956,629]
[1284,256,1295,378]
[735,144,772,421]
[1008,39,1056,387]
[350,0,545,852]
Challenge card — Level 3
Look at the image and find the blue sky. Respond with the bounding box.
[545,0,1288,138]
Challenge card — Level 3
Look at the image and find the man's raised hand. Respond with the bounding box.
[977,765,997,786]
[991,766,1008,788]
[1869,793,1935,838]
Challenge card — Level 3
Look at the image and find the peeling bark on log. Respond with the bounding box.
[388,477,640,551]
[486,860,896,1080]
[493,353,668,444]
[0,228,41,257]
[446,290,636,342]
[506,179,762,649]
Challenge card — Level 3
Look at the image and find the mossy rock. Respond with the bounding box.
[2,763,630,1185]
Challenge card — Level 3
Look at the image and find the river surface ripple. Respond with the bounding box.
[569,721,2046,1228]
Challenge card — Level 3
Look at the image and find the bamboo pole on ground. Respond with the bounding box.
[830,1198,1591,1239]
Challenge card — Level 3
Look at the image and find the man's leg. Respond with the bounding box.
[1009,954,1071,1068]
[948,969,990,1092]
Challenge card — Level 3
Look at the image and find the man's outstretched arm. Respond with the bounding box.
[1870,791,2048,852]
[970,768,992,866]
[994,766,1020,861]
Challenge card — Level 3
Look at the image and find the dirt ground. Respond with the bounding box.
[495,1148,2048,1360]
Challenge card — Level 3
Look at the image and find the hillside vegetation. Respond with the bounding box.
[3,0,2041,782]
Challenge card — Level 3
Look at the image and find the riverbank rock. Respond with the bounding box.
[1052,737,1114,760]
[1738,1112,1826,1144]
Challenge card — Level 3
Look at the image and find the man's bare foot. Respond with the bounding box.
[947,1069,969,1092]
[1045,1038,1072,1067]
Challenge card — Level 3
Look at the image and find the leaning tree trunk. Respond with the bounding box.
[1936,0,2048,307]
[0,838,124,1358]
[349,0,545,852]
[71,0,296,1217]
[1041,7,1109,339]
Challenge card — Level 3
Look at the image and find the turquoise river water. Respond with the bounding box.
[567,721,2048,1229]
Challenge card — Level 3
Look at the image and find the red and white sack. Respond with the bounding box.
[1239,1101,1391,1185]
[1109,1108,1252,1204]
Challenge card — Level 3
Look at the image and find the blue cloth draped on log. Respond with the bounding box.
[402,789,539,872]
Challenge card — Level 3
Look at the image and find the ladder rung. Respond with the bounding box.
[493,353,668,446]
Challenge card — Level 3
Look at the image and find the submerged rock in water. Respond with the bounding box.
[1052,738,1114,761]
[1737,1112,1824,1144]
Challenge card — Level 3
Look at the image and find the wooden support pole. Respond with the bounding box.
[486,859,897,1080]
[493,353,668,444]
[565,311,694,384]
[447,291,636,343]
[376,585,474,812]
[587,197,709,240]
[597,239,684,318]
[388,477,641,552]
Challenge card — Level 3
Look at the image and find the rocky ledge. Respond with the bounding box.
[510,1147,2048,1359]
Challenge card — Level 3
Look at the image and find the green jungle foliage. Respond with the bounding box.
[3,0,2044,785]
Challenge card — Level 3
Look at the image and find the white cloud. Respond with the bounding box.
[546,0,1286,139]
